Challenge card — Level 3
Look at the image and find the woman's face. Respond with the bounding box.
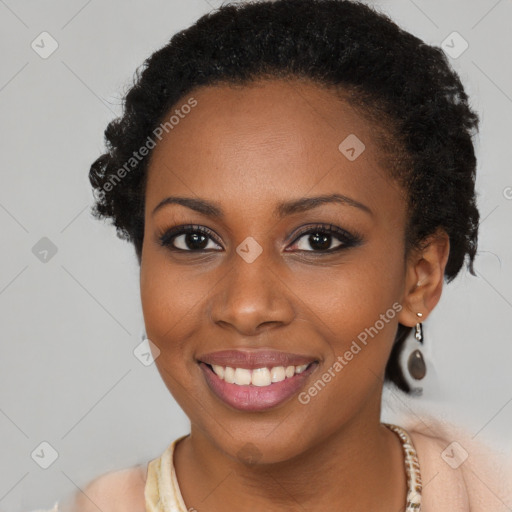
[140,79,415,463]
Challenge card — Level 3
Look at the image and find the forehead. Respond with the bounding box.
[145,79,404,223]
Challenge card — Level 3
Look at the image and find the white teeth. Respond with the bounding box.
[234,367,252,385]
[212,364,224,379]
[270,366,285,382]
[252,367,271,386]
[295,364,308,374]
[209,362,312,386]
[224,366,235,383]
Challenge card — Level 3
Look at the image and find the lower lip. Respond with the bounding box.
[199,362,318,412]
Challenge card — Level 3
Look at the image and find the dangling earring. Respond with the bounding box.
[407,312,426,380]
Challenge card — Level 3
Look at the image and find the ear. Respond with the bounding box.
[397,227,450,327]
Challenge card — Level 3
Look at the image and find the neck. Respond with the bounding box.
[174,396,407,511]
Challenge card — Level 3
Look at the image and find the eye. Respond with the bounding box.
[157,223,363,254]
[158,225,222,252]
[287,224,362,253]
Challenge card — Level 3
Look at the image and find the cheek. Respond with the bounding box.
[293,239,405,388]
[139,251,209,401]
[140,253,209,413]
[298,249,403,336]
[140,249,202,340]
[292,262,402,438]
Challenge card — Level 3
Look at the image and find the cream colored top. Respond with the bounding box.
[144,434,190,512]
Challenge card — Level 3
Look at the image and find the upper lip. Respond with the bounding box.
[198,349,318,369]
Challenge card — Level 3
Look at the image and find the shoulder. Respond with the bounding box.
[402,416,512,512]
[63,464,147,512]
[406,427,471,510]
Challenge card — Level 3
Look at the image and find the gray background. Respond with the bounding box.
[1,0,511,510]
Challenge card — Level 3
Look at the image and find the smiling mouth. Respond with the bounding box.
[203,362,315,386]
[198,360,319,412]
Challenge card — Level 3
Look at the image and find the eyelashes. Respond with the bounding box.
[288,223,363,253]
[158,224,221,252]
[157,223,363,254]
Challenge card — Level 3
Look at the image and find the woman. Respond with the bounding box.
[40,0,511,510]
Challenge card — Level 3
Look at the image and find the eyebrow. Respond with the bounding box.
[151,193,373,218]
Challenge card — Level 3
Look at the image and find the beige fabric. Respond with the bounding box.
[145,435,190,512]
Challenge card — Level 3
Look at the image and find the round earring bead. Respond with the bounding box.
[408,349,426,380]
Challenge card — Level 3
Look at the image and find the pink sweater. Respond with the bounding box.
[400,414,512,511]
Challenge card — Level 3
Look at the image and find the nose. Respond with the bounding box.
[208,250,295,336]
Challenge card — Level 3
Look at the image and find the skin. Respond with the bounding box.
[138,78,450,511]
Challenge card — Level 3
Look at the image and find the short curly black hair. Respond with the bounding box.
[89,0,480,394]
